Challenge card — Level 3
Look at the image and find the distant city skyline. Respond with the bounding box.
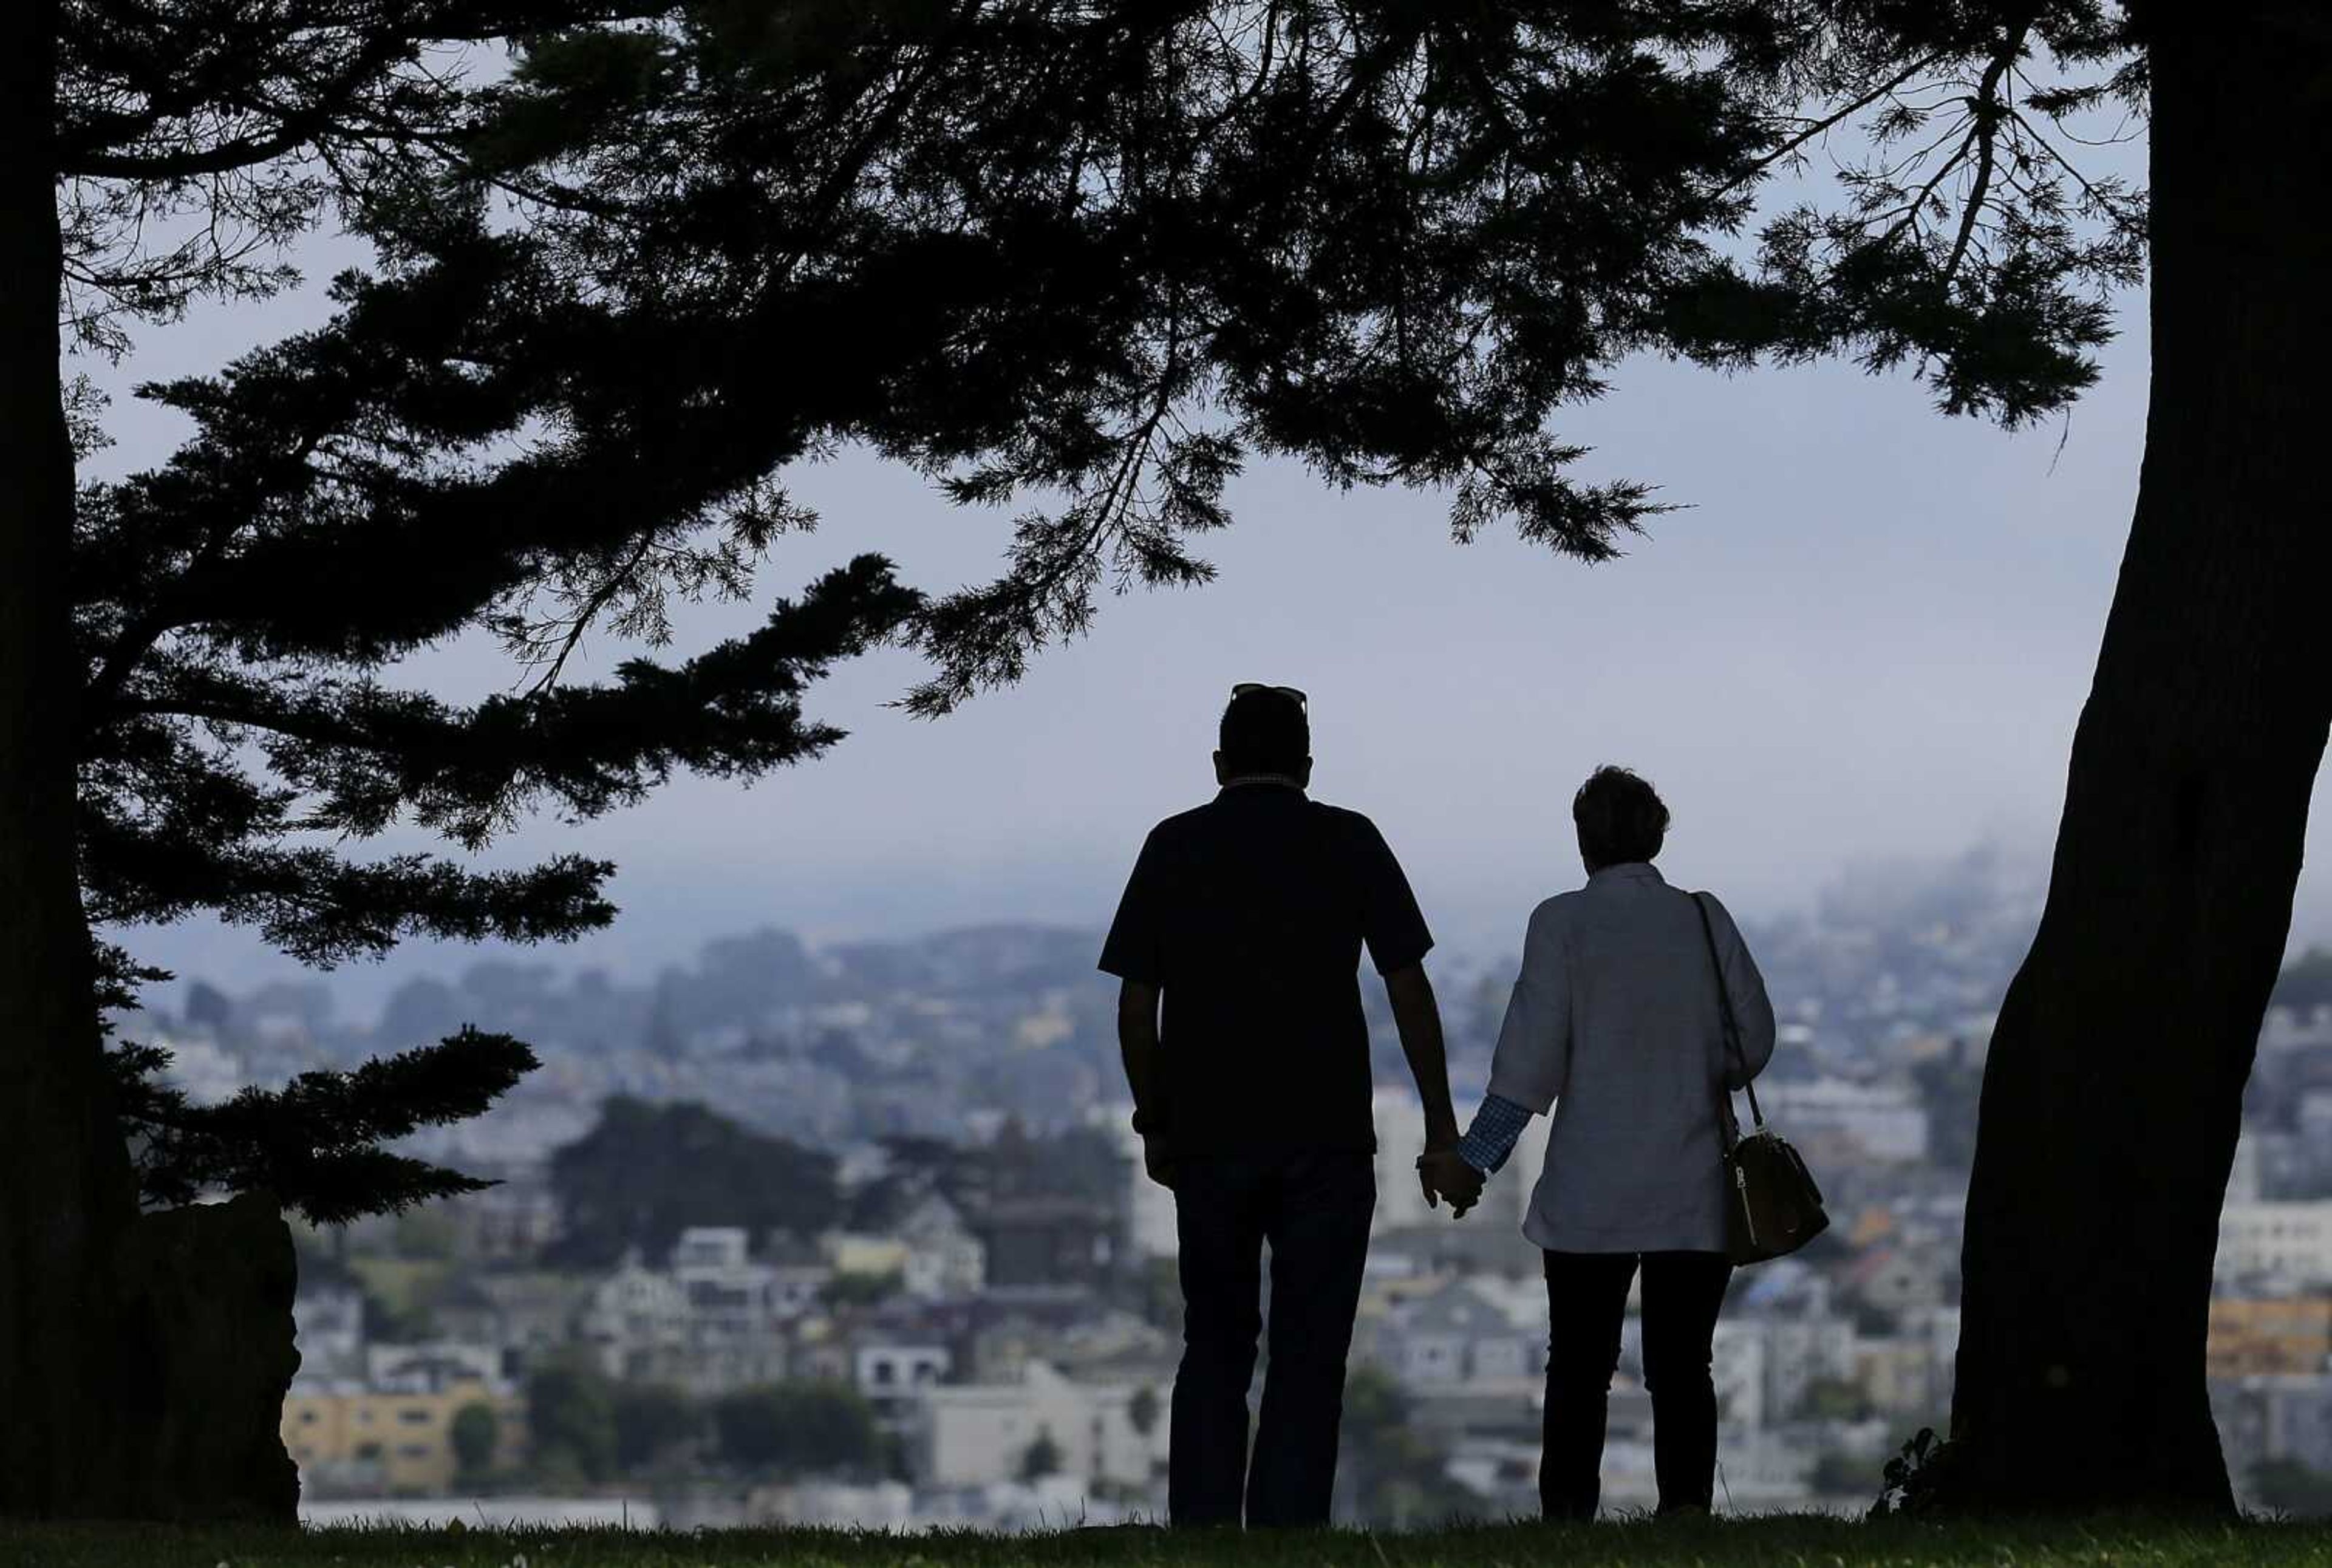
[81,221,2332,1027]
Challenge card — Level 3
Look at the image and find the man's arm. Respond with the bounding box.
[1116,979,1173,1188]
[1383,963,1459,1150]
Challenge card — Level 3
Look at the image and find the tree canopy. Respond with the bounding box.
[62,1,2149,1222]
[711,1380,881,1476]
[544,1094,840,1267]
[72,2,2146,986]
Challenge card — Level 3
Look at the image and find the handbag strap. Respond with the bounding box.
[1690,890,1765,1142]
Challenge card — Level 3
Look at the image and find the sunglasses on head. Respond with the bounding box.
[1230,682,1307,708]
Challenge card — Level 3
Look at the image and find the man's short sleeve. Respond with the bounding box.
[1353,815,1434,975]
[1097,827,1171,984]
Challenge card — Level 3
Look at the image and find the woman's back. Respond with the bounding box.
[1485,861,1775,1253]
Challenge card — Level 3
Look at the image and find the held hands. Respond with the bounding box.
[1416,1147,1485,1219]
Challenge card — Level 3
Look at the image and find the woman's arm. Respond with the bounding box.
[1706,895,1777,1089]
[1484,901,1573,1113]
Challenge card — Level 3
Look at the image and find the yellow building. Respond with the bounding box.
[283,1355,528,1495]
[2207,1297,2332,1379]
[825,1233,911,1278]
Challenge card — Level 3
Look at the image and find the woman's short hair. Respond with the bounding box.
[1573,765,1669,866]
[1219,689,1309,776]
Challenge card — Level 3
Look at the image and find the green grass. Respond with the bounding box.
[6,1513,2332,1568]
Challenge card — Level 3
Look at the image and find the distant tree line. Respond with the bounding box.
[521,1355,884,1486]
[541,1095,1128,1270]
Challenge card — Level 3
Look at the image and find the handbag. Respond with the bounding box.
[1690,891,1828,1264]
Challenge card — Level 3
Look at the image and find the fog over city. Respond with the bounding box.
[82,231,2331,1024]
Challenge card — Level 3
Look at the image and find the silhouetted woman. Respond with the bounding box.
[1429,765,1775,1520]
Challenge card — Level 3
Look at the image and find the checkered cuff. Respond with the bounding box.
[1456,1093,1533,1176]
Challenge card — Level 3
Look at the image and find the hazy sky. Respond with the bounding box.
[83,187,2332,1021]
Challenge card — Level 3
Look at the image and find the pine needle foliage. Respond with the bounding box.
[105,1023,539,1224]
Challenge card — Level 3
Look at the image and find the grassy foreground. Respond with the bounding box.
[5,1513,2331,1568]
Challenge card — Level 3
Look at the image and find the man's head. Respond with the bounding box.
[1214,684,1311,787]
[1572,765,1668,873]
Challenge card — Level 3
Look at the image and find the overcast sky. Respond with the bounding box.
[83,184,2332,1023]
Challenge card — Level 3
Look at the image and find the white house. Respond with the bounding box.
[910,1360,1167,1490]
[1751,1076,1930,1162]
[896,1195,987,1299]
[2217,1202,2332,1287]
[1090,1102,1176,1261]
[855,1341,952,1401]
[1719,1263,1856,1422]
[1372,1277,1542,1392]
[576,1253,690,1379]
[1707,1320,1770,1431]
[365,1340,508,1394]
[292,1280,366,1382]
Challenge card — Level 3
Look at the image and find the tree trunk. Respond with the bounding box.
[1942,6,2332,1513]
[0,0,144,1519]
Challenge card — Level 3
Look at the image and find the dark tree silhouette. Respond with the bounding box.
[543,1096,840,1269]
[711,1382,880,1477]
[0,0,2288,1523]
[1018,1428,1064,1483]
[612,1382,706,1473]
[846,1134,995,1230]
[1915,6,2325,1516]
[449,1400,499,1483]
[522,1354,618,1485]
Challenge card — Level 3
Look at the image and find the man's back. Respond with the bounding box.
[1099,781,1431,1153]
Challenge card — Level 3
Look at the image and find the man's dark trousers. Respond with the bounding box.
[1169,1150,1376,1527]
[1541,1249,1734,1520]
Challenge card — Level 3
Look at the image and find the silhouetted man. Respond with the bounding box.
[1099,682,1464,1527]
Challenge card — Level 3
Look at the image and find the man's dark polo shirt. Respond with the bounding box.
[1097,781,1433,1154]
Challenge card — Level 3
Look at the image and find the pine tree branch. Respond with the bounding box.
[80,816,619,963]
[103,556,918,847]
[60,19,420,179]
[521,531,659,700]
[1725,49,1955,199]
[97,234,955,668]
[58,0,677,173]
[1942,29,2030,287]
[108,1026,537,1223]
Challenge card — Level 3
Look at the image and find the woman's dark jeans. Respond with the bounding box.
[1541,1249,1734,1520]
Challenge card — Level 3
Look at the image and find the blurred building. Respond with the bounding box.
[1089,1102,1176,1261]
[283,1349,524,1496]
[2218,1204,2332,1287]
[2212,1374,2332,1479]
[292,1277,367,1382]
[909,1360,1165,1490]
[970,1197,1122,1289]
[2209,1295,2332,1378]
[1752,1076,1930,1163]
